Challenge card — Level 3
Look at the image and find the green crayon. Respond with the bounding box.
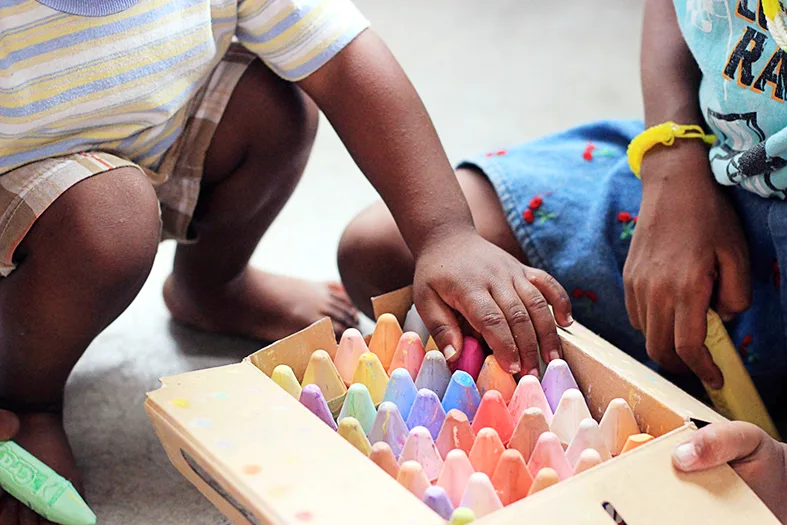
[0,441,96,525]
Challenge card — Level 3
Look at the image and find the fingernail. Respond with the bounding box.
[443,345,457,361]
[720,313,734,322]
[674,443,698,469]
[566,314,574,325]
[528,368,540,379]
[508,362,522,374]
[549,351,560,362]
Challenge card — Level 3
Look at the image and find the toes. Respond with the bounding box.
[327,282,359,312]
[327,305,358,331]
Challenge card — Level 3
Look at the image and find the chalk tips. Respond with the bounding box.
[541,358,579,413]
[337,417,372,456]
[435,409,476,459]
[335,328,370,386]
[399,426,444,481]
[565,418,612,467]
[369,313,403,370]
[476,355,516,403]
[299,384,338,431]
[449,336,485,380]
[437,449,476,508]
[271,364,302,400]
[301,349,347,401]
[527,467,559,496]
[599,398,640,456]
[621,433,654,454]
[415,350,452,399]
[397,460,431,500]
[338,383,377,435]
[442,371,482,422]
[352,352,389,406]
[508,407,550,462]
[368,401,409,457]
[491,449,532,506]
[403,304,431,345]
[468,428,505,479]
[508,374,554,425]
[472,390,515,445]
[448,507,477,525]
[460,472,503,518]
[370,441,400,478]
[406,389,447,440]
[550,388,592,446]
[573,448,603,475]
[389,332,426,380]
[423,486,455,520]
[527,432,572,481]
[382,368,419,420]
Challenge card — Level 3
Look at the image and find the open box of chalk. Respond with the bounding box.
[145,286,780,524]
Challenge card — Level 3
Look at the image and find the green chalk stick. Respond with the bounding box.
[0,441,96,525]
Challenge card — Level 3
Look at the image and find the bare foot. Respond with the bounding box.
[163,268,359,342]
[0,413,82,525]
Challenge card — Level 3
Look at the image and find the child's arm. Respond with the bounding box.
[673,422,787,522]
[622,0,750,389]
[298,30,573,375]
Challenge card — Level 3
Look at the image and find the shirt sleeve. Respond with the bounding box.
[236,0,370,81]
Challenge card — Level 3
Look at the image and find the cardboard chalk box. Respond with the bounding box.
[145,287,780,524]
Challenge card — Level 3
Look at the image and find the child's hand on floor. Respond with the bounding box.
[412,230,573,376]
[0,410,18,441]
[673,421,787,522]
[623,141,751,389]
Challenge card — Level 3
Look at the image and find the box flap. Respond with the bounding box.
[480,424,779,524]
[146,362,442,525]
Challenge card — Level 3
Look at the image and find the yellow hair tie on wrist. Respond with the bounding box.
[627,121,716,179]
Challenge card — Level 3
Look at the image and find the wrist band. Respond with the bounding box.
[627,121,716,179]
[764,0,787,53]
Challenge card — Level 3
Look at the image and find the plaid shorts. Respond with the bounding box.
[0,45,256,277]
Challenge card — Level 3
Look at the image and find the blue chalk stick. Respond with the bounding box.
[442,371,482,422]
[406,388,446,440]
[382,368,419,420]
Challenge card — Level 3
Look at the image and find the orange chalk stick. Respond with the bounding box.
[370,442,400,478]
[491,449,532,506]
[471,390,514,444]
[476,355,516,403]
[436,409,476,459]
[620,433,654,454]
[527,468,559,496]
[468,428,505,478]
[508,407,550,462]
[397,460,431,500]
[369,313,403,370]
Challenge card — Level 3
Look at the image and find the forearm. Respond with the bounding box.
[298,30,474,258]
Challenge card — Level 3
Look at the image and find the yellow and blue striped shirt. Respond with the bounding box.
[0,0,369,174]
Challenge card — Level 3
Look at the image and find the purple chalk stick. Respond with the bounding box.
[368,401,410,457]
[406,388,447,440]
[449,336,485,380]
[415,351,452,399]
[423,485,455,520]
[541,359,579,413]
[300,384,338,430]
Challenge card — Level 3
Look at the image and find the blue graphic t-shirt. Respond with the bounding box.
[675,0,787,198]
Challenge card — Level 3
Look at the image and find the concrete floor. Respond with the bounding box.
[67,1,645,523]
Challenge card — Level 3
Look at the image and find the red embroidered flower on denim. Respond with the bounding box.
[618,211,638,240]
[571,287,597,316]
[738,334,757,364]
[523,194,555,225]
[485,149,508,158]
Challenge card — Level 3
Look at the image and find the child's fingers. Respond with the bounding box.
[673,422,767,472]
[513,276,562,372]
[715,249,752,321]
[674,294,723,389]
[415,288,464,363]
[489,282,539,376]
[460,291,521,374]
[523,268,573,327]
[0,410,19,442]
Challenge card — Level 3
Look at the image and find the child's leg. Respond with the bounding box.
[0,168,160,519]
[163,60,358,342]
[338,167,526,317]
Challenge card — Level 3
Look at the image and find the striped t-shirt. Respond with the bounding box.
[0,0,369,175]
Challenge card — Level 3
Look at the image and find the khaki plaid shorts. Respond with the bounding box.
[0,45,256,277]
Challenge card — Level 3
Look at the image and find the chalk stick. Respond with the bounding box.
[370,441,400,478]
[369,313,403,370]
[388,332,426,380]
[448,507,476,525]
[423,486,455,520]
[527,468,559,496]
[435,409,476,459]
[335,328,370,386]
[403,304,430,344]
[527,432,572,481]
[620,433,654,454]
[471,390,514,444]
[599,398,640,456]
[415,350,452,399]
[399,426,444,481]
[565,418,612,467]
[301,349,347,401]
[508,375,553,425]
[337,417,372,456]
[271,364,302,400]
[491,449,532,506]
[352,352,388,406]
[299,384,338,431]
[468,428,505,479]
[449,336,485,380]
[549,389,592,446]
[573,448,603,475]
[508,407,550,462]
[406,388,446,440]
[442,371,482,422]
[541,359,579,413]
[338,383,377,435]
[368,401,409,457]
[397,460,431,500]
[460,472,503,518]
[382,368,419,420]
[476,355,516,403]
[437,449,476,508]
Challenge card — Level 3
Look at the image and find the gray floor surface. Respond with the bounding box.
[65,1,645,523]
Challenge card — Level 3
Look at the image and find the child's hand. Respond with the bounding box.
[673,422,787,521]
[623,142,751,388]
[412,230,573,376]
[0,410,18,441]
